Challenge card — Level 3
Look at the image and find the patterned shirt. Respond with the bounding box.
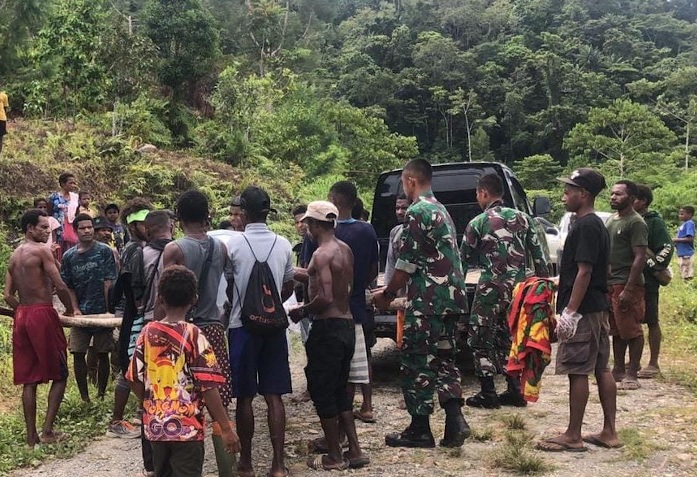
[461,200,549,288]
[395,189,467,316]
[60,241,118,314]
[126,321,225,442]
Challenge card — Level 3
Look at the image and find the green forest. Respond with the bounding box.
[1,0,697,226]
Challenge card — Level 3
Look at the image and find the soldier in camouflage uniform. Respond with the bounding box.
[461,173,549,409]
[374,159,470,449]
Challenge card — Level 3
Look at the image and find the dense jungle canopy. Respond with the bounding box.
[0,0,696,225]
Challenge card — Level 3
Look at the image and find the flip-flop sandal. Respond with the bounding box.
[266,467,290,477]
[39,431,69,444]
[535,439,587,453]
[307,436,349,454]
[582,435,624,449]
[306,455,349,471]
[611,370,625,383]
[353,409,376,423]
[617,379,641,390]
[637,367,660,379]
[343,451,370,469]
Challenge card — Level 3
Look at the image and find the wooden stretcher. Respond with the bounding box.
[0,306,122,328]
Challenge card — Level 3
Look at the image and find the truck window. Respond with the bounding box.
[506,173,531,215]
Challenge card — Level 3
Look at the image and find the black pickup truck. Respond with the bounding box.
[369,162,552,349]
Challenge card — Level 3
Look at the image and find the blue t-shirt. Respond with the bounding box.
[61,242,118,314]
[303,220,379,324]
[676,219,695,257]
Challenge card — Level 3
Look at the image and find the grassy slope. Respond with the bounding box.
[0,118,307,238]
[0,119,304,474]
[655,275,697,392]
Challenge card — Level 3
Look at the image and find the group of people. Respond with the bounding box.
[5,172,381,476]
[4,159,695,475]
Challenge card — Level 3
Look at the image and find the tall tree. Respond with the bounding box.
[564,99,678,183]
[142,0,219,99]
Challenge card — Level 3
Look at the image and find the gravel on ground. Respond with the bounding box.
[10,336,697,477]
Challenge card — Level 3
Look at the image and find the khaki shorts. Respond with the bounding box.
[678,256,694,279]
[68,327,114,354]
[556,312,610,376]
[608,284,644,340]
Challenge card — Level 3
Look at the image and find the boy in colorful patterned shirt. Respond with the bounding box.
[127,265,239,476]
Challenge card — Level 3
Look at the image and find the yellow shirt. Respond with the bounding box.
[0,92,8,121]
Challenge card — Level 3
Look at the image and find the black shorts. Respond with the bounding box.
[362,308,376,353]
[643,289,659,326]
[151,440,204,477]
[0,120,6,136]
[305,318,355,419]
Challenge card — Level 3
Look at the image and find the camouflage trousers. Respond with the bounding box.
[400,313,463,416]
[468,286,513,378]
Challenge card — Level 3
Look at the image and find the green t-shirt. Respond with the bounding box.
[606,210,648,285]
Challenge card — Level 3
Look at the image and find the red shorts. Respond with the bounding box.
[13,304,68,385]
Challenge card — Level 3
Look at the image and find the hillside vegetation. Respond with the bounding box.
[0,1,695,217]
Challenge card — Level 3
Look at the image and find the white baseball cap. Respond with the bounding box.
[300,201,339,227]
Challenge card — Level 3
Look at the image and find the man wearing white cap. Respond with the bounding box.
[290,201,369,471]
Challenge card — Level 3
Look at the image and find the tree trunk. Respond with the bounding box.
[685,122,690,171]
[465,113,472,162]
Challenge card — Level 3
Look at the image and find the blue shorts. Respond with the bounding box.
[228,327,292,397]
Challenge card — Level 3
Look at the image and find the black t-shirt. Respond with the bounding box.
[557,213,610,314]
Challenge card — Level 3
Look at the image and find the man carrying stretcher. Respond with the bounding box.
[4,209,76,447]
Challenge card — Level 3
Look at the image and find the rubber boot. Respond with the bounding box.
[498,375,527,407]
[466,376,500,409]
[212,420,236,477]
[441,399,470,447]
[410,414,432,434]
[385,414,435,448]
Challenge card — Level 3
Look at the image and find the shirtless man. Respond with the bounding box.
[4,209,75,447]
[289,201,369,471]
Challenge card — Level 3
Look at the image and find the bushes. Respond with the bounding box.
[105,96,173,148]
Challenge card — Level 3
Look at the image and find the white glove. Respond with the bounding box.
[556,308,582,342]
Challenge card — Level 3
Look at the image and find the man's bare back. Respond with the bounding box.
[307,237,354,320]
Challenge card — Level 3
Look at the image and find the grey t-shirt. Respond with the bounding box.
[225,223,294,329]
[174,236,227,326]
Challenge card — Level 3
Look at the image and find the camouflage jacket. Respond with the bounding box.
[461,200,549,291]
[395,190,468,316]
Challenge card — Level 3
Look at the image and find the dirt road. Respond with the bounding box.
[11,338,697,477]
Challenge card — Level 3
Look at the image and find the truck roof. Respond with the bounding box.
[371,161,531,270]
[377,161,514,177]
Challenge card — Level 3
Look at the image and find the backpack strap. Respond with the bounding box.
[242,233,278,263]
[137,250,165,315]
[187,237,216,321]
[197,236,216,296]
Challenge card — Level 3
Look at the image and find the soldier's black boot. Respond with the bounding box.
[466,376,500,409]
[440,399,470,447]
[498,375,527,407]
[385,414,435,448]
